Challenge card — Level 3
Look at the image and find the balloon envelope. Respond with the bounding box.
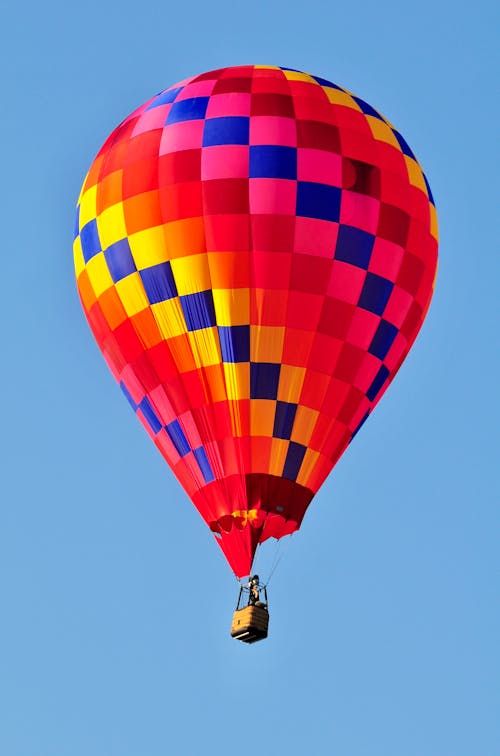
[74,66,438,577]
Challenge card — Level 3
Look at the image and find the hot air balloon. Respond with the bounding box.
[74,66,438,642]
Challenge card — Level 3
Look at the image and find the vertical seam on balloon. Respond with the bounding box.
[192,78,246,507]
[271,73,323,491]
[282,73,336,483]
[197,170,239,499]
[254,68,301,543]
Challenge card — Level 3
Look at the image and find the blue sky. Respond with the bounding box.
[1,1,498,754]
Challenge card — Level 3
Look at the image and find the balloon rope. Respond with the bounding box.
[262,534,293,588]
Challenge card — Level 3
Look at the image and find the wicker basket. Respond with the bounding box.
[231,605,269,643]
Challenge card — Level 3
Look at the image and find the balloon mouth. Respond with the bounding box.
[215,508,266,532]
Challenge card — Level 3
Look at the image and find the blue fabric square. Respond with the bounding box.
[193,447,215,483]
[368,319,398,360]
[147,87,183,109]
[166,97,210,125]
[423,173,435,205]
[166,420,190,457]
[74,207,80,241]
[218,325,250,363]
[283,442,307,481]
[335,226,375,269]
[104,238,136,282]
[296,182,341,222]
[203,117,250,146]
[392,129,416,160]
[120,381,137,411]
[367,365,390,402]
[180,290,216,331]
[273,402,297,440]
[352,96,382,119]
[358,273,393,316]
[138,397,162,434]
[140,262,177,304]
[249,145,297,180]
[250,363,281,399]
[312,75,342,90]
[80,219,101,262]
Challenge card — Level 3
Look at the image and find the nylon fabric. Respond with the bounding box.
[74,66,438,577]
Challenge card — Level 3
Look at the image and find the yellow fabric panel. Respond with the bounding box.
[128,225,168,269]
[430,204,439,241]
[323,88,362,110]
[212,288,250,326]
[97,203,128,249]
[366,116,401,149]
[115,272,150,317]
[404,155,427,194]
[268,438,289,476]
[73,237,85,278]
[296,448,320,488]
[151,297,187,339]
[250,326,285,363]
[85,252,113,298]
[291,406,320,446]
[282,71,317,83]
[171,253,212,295]
[223,363,250,402]
[277,365,306,403]
[187,327,222,368]
[78,184,98,228]
[251,400,275,437]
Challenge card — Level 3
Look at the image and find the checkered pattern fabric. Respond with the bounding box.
[74,66,438,577]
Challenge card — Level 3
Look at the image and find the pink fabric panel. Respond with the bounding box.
[340,191,380,233]
[201,145,250,179]
[176,80,217,99]
[368,237,405,279]
[346,309,380,349]
[327,261,366,302]
[250,116,297,146]
[205,93,251,117]
[383,285,414,327]
[294,217,339,257]
[159,120,204,153]
[297,149,342,184]
[249,178,296,215]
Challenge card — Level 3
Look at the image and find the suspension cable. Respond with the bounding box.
[249,534,294,589]
[264,534,293,587]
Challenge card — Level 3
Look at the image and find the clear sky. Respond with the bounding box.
[1,1,498,754]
